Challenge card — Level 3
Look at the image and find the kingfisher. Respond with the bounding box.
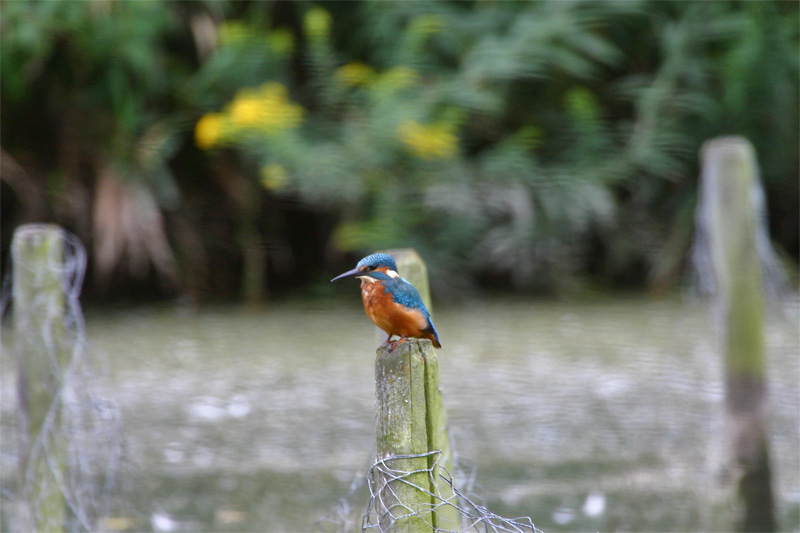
[331,253,441,349]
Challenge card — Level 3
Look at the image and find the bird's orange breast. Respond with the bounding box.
[360,280,428,338]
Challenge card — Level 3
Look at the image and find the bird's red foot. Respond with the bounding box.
[386,336,408,351]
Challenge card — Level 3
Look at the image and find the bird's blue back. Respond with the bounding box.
[370,271,439,337]
[369,272,427,313]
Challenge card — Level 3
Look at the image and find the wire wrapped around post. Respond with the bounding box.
[6,224,122,532]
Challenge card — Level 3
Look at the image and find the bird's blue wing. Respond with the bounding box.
[385,276,441,347]
[386,277,428,313]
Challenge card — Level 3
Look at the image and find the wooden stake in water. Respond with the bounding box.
[373,249,458,531]
[12,224,69,532]
[701,137,776,531]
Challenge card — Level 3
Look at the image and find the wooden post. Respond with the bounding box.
[701,137,776,531]
[11,224,69,532]
[420,342,459,531]
[373,249,458,531]
[375,340,434,531]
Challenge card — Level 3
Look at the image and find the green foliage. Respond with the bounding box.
[2,1,797,297]
[199,1,796,292]
[2,0,181,194]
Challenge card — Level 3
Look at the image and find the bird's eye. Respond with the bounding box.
[367,265,378,271]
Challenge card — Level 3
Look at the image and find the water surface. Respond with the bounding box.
[2,296,798,531]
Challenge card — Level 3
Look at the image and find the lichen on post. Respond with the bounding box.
[700,137,776,532]
[374,339,459,532]
[375,340,433,531]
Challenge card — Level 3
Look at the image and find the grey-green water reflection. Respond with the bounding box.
[3,296,799,531]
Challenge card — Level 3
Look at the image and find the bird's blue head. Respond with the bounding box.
[356,253,397,272]
[331,253,398,282]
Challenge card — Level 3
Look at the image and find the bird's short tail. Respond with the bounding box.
[423,321,441,348]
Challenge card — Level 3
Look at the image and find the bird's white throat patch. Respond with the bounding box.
[357,275,376,283]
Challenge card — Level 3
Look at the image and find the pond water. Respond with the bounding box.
[2,295,799,531]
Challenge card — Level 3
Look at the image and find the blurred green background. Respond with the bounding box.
[2,0,797,302]
[1,2,799,532]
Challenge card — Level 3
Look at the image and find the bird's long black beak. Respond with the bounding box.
[331,267,362,282]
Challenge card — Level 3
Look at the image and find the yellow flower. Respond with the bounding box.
[335,62,375,87]
[260,164,289,191]
[267,29,294,55]
[195,113,223,150]
[230,93,263,127]
[398,120,458,159]
[227,82,303,135]
[517,125,544,149]
[370,66,421,97]
[219,21,249,46]
[304,7,331,41]
[382,66,420,89]
[257,82,290,102]
[409,14,444,36]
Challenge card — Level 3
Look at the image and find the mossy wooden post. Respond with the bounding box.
[701,137,776,531]
[375,249,458,531]
[12,224,69,532]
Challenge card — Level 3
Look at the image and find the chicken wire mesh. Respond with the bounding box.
[1,225,123,532]
[317,450,541,533]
